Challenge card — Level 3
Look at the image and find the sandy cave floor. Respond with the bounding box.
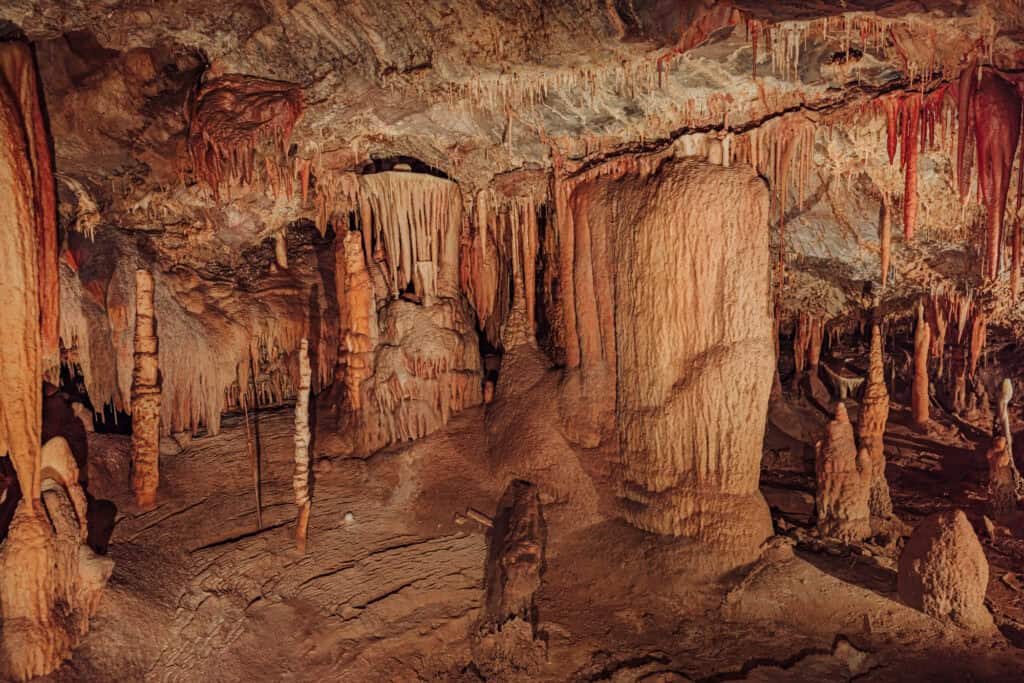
[34,382,1024,683]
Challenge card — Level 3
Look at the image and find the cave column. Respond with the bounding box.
[912,302,930,429]
[131,269,161,510]
[611,159,774,566]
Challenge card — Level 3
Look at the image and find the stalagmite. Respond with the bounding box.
[335,229,377,414]
[857,324,893,519]
[985,437,1016,523]
[898,509,992,630]
[815,403,872,542]
[912,302,930,429]
[994,378,1022,489]
[294,339,312,554]
[186,74,303,197]
[879,197,892,287]
[131,269,161,510]
[273,230,288,270]
[612,159,774,564]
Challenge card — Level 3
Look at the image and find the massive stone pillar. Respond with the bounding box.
[0,48,111,681]
[602,159,774,560]
[131,269,160,510]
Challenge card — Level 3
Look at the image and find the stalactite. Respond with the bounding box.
[294,339,311,554]
[131,269,160,511]
[358,171,462,304]
[968,310,987,378]
[185,74,303,198]
[461,190,541,347]
[0,42,58,363]
[0,65,110,682]
[912,302,931,429]
[857,324,892,520]
[901,94,921,239]
[335,228,377,414]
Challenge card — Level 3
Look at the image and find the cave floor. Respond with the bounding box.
[38,396,1024,682]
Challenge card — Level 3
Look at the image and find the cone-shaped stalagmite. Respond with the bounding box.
[131,269,160,510]
[858,324,893,519]
[294,338,312,553]
[0,51,111,681]
[816,403,872,542]
[912,302,930,429]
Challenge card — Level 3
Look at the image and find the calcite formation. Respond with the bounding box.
[857,324,892,520]
[472,480,546,676]
[898,509,992,631]
[985,437,1017,523]
[294,338,311,554]
[911,302,931,430]
[131,268,160,510]
[815,403,872,543]
[611,159,774,558]
[0,50,111,677]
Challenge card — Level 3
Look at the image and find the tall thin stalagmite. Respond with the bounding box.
[858,323,893,519]
[912,302,930,429]
[294,338,312,553]
[131,269,160,510]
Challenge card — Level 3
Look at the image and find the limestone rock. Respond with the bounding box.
[857,324,892,520]
[897,509,992,630]
[608,159,775,561]
[815,403,872,542]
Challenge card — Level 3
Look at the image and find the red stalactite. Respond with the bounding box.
[973,72,1021,280]
[185,74,303,198]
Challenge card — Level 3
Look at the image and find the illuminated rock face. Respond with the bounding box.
[816,403,872,543]
[898,509,992,631]
[565,158,775,560]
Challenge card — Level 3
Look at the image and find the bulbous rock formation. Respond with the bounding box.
[857,324,893,519]
[898,509,992,631]
[816,403,872,542]
[610,159,774,559]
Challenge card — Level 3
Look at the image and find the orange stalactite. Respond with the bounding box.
[0,43,58,361]
[185,73,303,198]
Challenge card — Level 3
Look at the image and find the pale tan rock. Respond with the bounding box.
[71,401,95,433]
[131,268,160,510]
[602,159,774,558]
[857,324,893,519]
[294,338,312,553]
[898,509,992,630]
[816,403,872,542]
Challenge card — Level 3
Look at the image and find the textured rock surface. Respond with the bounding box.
[610,158,774,558]
[815,403,872,542]
[857,323,892,519]
[130,268,160,510]
[898,509,992,630]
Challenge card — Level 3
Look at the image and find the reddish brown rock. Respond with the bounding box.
[898,509,992,630]
[815,403,872,542]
